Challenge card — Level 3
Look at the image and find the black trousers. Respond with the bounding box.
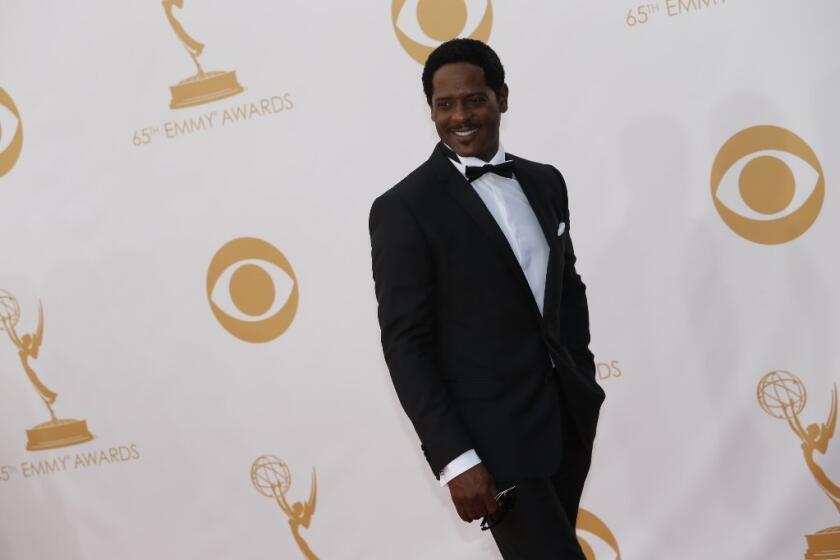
[489,408,593,559]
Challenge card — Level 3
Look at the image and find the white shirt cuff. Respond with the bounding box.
[438,449,482,486]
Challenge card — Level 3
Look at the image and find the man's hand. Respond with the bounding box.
[447,463,499,522]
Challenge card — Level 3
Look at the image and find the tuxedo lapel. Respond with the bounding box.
[430,148,542,320]
[510,160,558,249]
[509,158,565,321]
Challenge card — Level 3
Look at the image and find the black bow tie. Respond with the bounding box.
[439,144,515,182]
[465,161,515,182]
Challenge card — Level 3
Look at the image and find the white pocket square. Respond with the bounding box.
[557,222,566,236]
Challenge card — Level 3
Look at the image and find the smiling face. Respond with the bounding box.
[430,62,508,162]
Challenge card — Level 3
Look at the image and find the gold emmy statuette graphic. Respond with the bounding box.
[0,88,24,177]
[0,290,94,451]
[392,0,493,64]
[251,455,318,560]
[758,371,840,559]
[711,126,824,244]
[162,0,244,109]
[577,509,621,560]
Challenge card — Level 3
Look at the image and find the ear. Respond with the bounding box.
[498,84,509,113]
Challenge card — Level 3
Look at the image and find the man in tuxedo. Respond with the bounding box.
[369,38,605,558]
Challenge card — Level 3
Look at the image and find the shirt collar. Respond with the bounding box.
[444,143,507,178]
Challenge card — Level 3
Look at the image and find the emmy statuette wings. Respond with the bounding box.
[758,371,840,559]
[294,469,317,529]
[0,290,94,451]
[279,468,318,559]
[790,385,840,512]
[162,0,244,109]
[5,303,57,409]
[162,0,204,64]
[251,455,319,560]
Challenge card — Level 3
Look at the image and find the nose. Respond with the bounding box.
[451,101,469,125]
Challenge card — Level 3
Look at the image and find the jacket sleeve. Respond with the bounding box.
[369,191,473,477]
[552,167,597,380]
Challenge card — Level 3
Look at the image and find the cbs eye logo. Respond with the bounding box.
[711,125,824,245]
[0,88,24,178]
[392,0,493,64]
[576,509,621,560]
[207,237,299,343]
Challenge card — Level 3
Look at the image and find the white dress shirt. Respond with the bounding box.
[438,144,550,486]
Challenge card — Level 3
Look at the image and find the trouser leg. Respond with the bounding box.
[552,412,594,528]
[489,476,586,560]
[490,405,595,559]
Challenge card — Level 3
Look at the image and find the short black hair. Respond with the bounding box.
[422,38,505,105]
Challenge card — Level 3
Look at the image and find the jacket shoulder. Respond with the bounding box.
[509,153,562,178]
[510,153,568,194]
[372,156,442,211]
[387,157,439,196]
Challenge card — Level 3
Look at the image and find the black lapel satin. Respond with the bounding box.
[509,157,564,322]
[429,147,542,321]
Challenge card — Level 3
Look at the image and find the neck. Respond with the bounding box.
[472,140,499,163]
[443,141,501,164]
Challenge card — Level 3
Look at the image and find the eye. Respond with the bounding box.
[392,0,493,64]
[711,125,825,245]
[715,150,819,221]
[210,259,294,321]
[206,237,299,343]
[0,88,23,178]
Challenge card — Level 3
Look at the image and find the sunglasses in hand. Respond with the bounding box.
[480,485,517,531]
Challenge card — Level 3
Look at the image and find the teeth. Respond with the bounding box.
[453,129,477,137]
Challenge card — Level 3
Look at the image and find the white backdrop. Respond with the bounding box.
[1,1,838,558]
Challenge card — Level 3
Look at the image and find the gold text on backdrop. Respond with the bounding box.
[252,455,318,560]
[625,0,728,28]
[163,0,245,109]
[758,371,840,559]
[595,360,623,381]
[0,290,94,451]
[0,88,23,177]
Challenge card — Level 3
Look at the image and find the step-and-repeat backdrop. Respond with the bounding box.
[1,1,838,558]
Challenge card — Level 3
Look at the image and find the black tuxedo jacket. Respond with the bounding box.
[370,145,605,483]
